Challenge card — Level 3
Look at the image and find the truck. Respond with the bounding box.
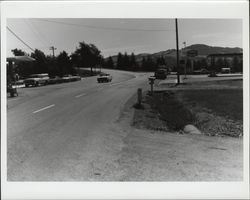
[154,68,168,79]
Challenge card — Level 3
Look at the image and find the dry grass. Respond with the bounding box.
[133,80,243,137]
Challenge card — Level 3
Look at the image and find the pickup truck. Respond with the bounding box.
[154,69,167,79]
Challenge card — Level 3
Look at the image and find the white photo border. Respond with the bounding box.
[1,1,249,199]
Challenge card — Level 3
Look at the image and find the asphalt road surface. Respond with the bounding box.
[7,70,242,181]
[7,70,149,181]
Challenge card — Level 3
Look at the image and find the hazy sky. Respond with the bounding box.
[7,18,242,58]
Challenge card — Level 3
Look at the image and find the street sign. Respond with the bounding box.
[187,49,198,57]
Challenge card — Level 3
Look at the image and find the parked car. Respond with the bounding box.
[48,76,63,84]
[24,73,49,87]
[208,71,217,77]
[62,74,81,82]
[97,73,112,83]
[62,74,73,82]
[221,68,231,74]
[155,69,167,79]
[193,68,209,74]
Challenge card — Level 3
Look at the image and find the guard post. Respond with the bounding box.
[137,88,142,106]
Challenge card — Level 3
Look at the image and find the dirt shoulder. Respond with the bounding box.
[112,78,243,181]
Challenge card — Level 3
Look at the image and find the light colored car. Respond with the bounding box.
[62,74,81,82]
[97,73,112,83]
[24,73,49,87]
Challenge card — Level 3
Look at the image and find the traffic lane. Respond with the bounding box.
[7,70,136,110]
[7,70,137,140]
[8,75,147,181]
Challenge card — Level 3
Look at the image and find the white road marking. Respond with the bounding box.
[8,97,19,101]
[33,104,55,114]
[75,93,86,98]
[109,79,131,87]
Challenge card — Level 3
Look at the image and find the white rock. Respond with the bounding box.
[183,124,201,135]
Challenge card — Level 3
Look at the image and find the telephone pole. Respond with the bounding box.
[175,19,180,84]
[49,46,57,58]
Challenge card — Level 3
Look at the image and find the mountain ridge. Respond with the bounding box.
[106,44,243,63]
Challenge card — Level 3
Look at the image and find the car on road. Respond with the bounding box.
[97,73,112,83]
[24,73,49,87]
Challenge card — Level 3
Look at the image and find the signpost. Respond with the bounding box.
[186,49,198,73]
[187,49,198,57]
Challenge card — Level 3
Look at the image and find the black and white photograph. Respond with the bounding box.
[1,1,249,199]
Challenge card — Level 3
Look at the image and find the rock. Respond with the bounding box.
[183,124,202,135]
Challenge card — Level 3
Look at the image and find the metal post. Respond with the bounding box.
[175,19,180,84]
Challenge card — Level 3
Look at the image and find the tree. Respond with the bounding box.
[239,59,243,72]
[232,56,239,72]
[56,51,74,76]
[143,55,155,71]
[10,49,28,77]
[194,60,202,70]
[129,53,137,71]
[11,48,26,56]
[123,52,130,70]
[72,42,103,75]
[156,56,166,67]
[116,52,123,69]
[215,57,224,72]
[31,49,48,74]
[106,56,114,69]
[201,58,208,70]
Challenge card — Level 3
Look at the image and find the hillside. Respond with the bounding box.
[105,44,242,65]
[183,44,242,55]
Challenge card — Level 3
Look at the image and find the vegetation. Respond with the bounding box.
[133,80,243,137]
[10,43,243,78]
[10,41,103,78]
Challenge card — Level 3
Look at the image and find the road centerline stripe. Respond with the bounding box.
[33,104,55,114]
[75,93,86,98]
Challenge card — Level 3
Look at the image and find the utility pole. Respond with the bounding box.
[49,46,57,58]
[183,41,187,79]
[175,18,180,84]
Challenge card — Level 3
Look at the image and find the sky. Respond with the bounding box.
[6,18,242,58]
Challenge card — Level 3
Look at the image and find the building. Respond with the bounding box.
[207,53,243,72]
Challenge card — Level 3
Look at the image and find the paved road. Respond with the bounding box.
[7,70,242,181]
[7,70,149,181]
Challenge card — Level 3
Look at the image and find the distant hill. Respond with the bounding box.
[105,44,242,66]
[182,44,242,55]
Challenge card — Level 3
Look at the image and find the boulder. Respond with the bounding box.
[183,124,202,135]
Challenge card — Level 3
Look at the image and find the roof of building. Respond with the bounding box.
[7,56,35,62]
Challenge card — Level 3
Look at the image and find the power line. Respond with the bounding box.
[24,19,47,48]
[29,19,51,46]
[7,26,35,52]
[35,19,175,32]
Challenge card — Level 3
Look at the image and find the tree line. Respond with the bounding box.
[10,41,243,78]
[103,53,170,72]
[10,41,103,78]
